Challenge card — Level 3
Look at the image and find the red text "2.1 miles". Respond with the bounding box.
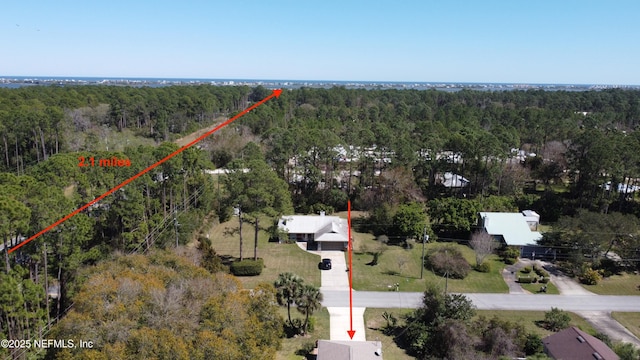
[78,156,132,167]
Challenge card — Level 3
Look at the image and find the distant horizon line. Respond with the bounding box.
[2,75,639,87]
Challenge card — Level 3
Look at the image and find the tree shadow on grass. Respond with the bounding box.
[350,216,369,233]
[381,269,419,280]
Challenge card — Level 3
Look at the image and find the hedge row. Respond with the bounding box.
[230,259,264,276]
[533,265,550,278]
[518,276,550,284]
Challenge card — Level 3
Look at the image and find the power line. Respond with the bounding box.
[9,182,210,360]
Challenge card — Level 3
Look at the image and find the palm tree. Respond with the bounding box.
[274,272,303,328]
[296,284,323,335]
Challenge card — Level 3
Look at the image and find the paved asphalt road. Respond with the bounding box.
[322,290,640,312]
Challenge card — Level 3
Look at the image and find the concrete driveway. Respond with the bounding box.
[318,251,351,291]
[576,311,640,348]
[307,250,368,341]
[327,307,366,341]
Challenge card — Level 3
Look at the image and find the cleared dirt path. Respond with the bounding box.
[174,117,227,147]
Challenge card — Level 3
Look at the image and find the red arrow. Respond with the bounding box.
[347,200,356,339]
[9,89,282,254]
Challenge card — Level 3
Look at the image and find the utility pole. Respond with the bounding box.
[254,217,259,260]
[174,211,179,248]
[445,270,449,295]
[444,249,449,295]
[420,227,429,279]
[44,243,50,328]
[236,205,243,261]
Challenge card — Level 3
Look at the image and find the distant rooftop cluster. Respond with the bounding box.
[1,76,639,91]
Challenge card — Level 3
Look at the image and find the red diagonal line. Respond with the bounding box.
[8,89,282,254]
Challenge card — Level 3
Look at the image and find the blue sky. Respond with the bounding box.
[2,1,639,84]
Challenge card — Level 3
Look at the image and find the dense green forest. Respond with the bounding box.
[1,84,640,359]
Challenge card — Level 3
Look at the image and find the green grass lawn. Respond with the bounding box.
[475,310,597,338]
[206,216,321,288]
[277,307,330,360]
[349,236,508,293]
[363,308,415,360]
[581,273,640,295]
[611,312,640,339]
[520,281,560,294]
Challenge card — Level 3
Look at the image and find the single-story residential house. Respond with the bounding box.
[277,212,349,251]
[478,210,542,247]
[437,172,470,188]
[543,326,619,360]
[310,340,383,360]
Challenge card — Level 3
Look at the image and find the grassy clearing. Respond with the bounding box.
[581,273,640,295]
[276,307,330,360]
[611,312,640,339]
[349,234,508,293]
[206,216,321,289]
[363,308,414,360]
[63,184,75,198]
[475,310,597,337]
[75,127,158,152]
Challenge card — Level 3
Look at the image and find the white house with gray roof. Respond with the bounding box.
[478,210,542,247]
[278,212,349,251]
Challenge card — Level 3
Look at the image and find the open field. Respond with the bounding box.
[582,273,640,295]
[475,310,597,338]
[71,127,158,152]
[349,235,508,293]
[206,216,321,288]
[363,308,596,358]
[277,307,330,360]
[611,312,640,339]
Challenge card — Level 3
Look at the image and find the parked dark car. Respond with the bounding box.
[320,258,332,270]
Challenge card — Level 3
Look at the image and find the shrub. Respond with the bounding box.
[230,259,264,276]
[504,257,517,265]
[613,341,640,360]
[524,333,543,355]
[518,276,533,283]
[579,267,601,285]
[594,332,612,347]
[198,237,228,273]
[307,316,316,332]
[475,262,491,273]
[533,265,550,278]
[544,307,570,331]
[521,266,532,274]
[596,258,620,278]
[295,341,316,356]
[501,246,520,261]
[539,277,550,284]
[382,311,398,335]
[426,246,471,279]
